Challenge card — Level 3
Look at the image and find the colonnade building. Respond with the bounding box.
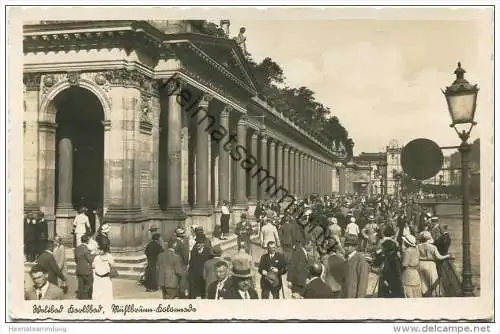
[23,20,349,252]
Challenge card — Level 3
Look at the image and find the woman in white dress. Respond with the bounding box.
[73,207,90,247]
[92,242,115,301]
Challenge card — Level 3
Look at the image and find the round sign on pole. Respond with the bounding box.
[401,138,444,180]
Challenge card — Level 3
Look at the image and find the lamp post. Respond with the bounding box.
[442,62,479,297]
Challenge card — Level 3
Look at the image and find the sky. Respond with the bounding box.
[228,17,492,155]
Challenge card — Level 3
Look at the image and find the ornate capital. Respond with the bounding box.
[237,115,247,126]
[251,132,259,140]
[260,135,268,143]
[23,73,42,91]
[277,142,284,148]
[104,69,154,94]
[199,93,213,107]
[220,105,232,118]
[269,139,276,147]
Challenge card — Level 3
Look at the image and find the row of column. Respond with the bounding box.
[244,131,332,201]
[163,86,334,213]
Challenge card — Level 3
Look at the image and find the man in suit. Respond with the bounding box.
[25,264,64,300]
[322,241,346,298]
[221,255,258,299]
[258,241,287,299]
[157,238,188,299]
[343,235,369,299]
[303,263,336,299]
[203,245,225,291]
[287,240,314,298]
[74,234,94,299]
[206,260,231,299]
[188,235,212,299]
[174,227,190,267]
[278,216,294,264]
[36,240,67,289]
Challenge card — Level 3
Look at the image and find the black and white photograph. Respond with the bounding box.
[5,5,495,322]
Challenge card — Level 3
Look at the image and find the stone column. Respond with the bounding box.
[268,139,276,197]
[234,117,247,205]
[56,124,74,213]
[289,149,295,196]
[165,86,184,214]
[24,89,40,213]
[248,132,259,202]
[276,142,283,192]
[218,106,231,204]
[338,164,346,194]
[297,151,304,197]
[308,157,313,194]
[294,151,300,197]
[259,135,268,200]
[282,146,289,193]
[194,94,212,210]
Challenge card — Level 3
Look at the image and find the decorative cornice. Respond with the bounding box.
[23,25,164,59]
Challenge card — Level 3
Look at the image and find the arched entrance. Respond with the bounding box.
[54,86,105,233]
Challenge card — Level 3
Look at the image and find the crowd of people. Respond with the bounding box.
[25,206,113,301]
[25,192,458,301]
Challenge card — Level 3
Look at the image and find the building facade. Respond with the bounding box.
[23,20,345,252]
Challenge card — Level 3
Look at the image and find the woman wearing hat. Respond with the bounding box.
[418,231,451,297]
[401,234,421,298]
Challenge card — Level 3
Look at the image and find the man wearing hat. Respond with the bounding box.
[235,213,254,255]
[202,245,226,291]
[174,226,189,267]
[343,235,369,299]
[258,241,287,299]
[221,255,258,299]
[187,234,212,299]
[361,215,378,252]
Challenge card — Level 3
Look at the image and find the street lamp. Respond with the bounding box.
[442,61,479,297]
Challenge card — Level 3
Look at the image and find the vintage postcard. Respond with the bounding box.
[6,5,495,321]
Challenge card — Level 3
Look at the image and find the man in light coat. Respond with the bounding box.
[260,218,280,249]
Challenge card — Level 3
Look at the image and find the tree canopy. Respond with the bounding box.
[246,55,352,155]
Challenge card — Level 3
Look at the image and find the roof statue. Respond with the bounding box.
[234,27,248,56]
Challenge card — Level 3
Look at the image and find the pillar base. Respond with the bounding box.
[55,205,77,245]
[146,204,163,220]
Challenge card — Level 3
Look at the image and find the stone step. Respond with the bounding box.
[25,233,259,281]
